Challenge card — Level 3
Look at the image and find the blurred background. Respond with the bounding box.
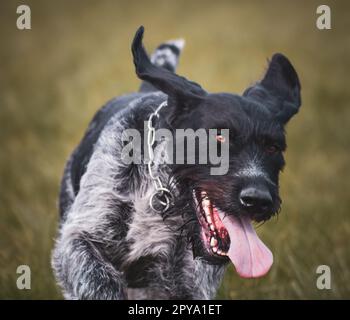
[0,0,349,299]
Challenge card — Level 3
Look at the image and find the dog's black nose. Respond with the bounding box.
[239,187,273,212]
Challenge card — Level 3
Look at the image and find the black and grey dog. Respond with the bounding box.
[52,26,301,299]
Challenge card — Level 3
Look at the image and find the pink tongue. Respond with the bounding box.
[221,214,273,278]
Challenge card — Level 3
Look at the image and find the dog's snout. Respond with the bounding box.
[239,186,273,212]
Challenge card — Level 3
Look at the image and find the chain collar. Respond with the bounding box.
[147,101,173,212]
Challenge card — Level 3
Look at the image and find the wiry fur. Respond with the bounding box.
[52,26,301,299]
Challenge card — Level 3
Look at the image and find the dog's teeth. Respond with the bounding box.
[217,249,227,256]
[203,202,210,210]
[201,192,210,207]
[201,194,209,202]
[212,247,218,253]
[210,237,218,247]
[217,249,226,256]
[210,224,215,231]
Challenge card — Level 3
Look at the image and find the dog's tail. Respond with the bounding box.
[139,38,185,92]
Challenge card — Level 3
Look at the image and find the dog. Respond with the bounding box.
[52,26,301,299]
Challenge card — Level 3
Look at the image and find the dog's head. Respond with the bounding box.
[132,27,301,278]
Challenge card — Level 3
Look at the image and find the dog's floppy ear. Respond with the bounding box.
[132,26,207,115]
[243,53,301,123]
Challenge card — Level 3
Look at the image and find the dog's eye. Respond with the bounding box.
[216,135,226,143]
[266,145,279,154]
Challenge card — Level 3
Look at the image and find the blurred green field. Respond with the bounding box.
[0,0,349,299]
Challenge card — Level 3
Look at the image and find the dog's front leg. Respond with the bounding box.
[52,135,135,299]
[52,231,127,300]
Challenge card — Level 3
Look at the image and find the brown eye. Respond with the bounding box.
[266,145,279,154]
[216,135,226,143]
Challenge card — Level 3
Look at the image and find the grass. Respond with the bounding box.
[0,0,349,299]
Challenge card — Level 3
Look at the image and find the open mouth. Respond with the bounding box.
[193,190,230,257]
[193,190,273,278]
